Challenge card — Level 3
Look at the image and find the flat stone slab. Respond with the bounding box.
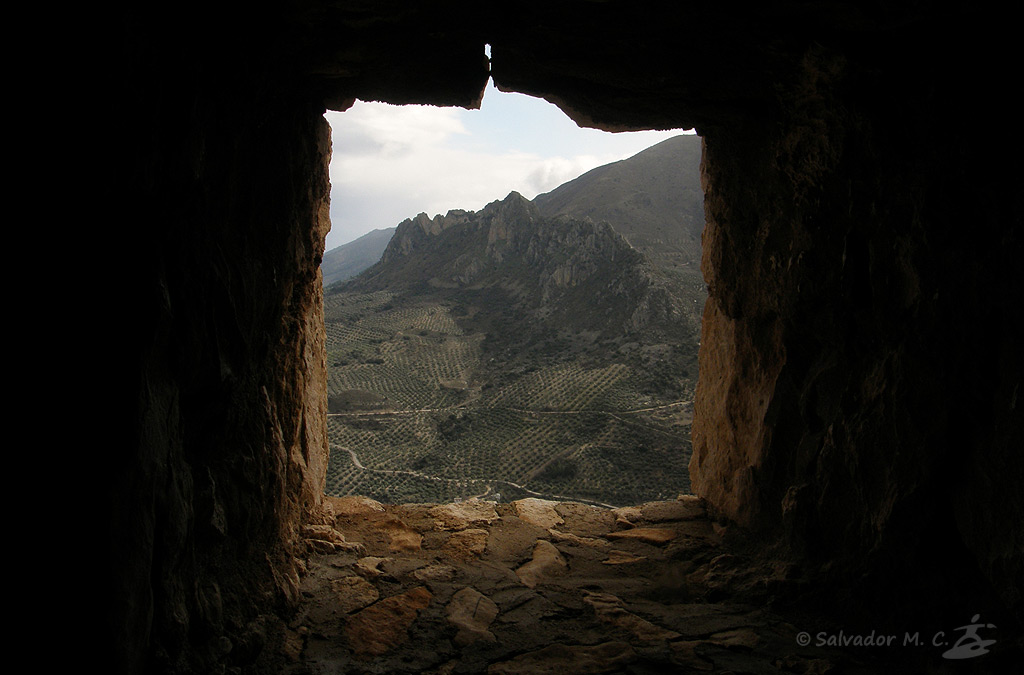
[602,549,646,565]
[330,575,380,614]
[515,540,567,588]
[710,627,761,649]
[630,601,763,637]
[443,528,489,560]
[487,641,636,675]
[412,563,459,583]
[641,497,705,522]
[512,498,564,529]
[430,499,500,530]
[447,586,499,645]
[354,556,389,579]
[669,640,716,671]
[605,527,677,544]
[553,502,616,537]
[374,518,422,552]
[583,591,680,642]
[547,528,609,549]
[493,592,562,625]
[327,495,385,517]
[344,586,433,657]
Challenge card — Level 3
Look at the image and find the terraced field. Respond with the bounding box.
[323,291,693,507]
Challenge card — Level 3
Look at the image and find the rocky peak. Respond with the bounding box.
[381,192,539,265]
[382,211,459,262]
[350,189,679,337]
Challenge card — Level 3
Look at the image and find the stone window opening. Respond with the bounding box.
[317,85,704,511]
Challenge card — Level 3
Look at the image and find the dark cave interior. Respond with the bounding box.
[111,2,1022,672]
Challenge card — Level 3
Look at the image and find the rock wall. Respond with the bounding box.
[691,37,1023,622]
[113,7,334,673]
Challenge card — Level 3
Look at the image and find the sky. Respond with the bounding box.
[323,79,694,252]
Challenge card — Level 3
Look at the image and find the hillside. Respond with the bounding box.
[321,137,705,506]
[321,227,396,286]
[534,134,706,325]
[353,192,689,342]
[534,135,703,263]
[324,193,699,506]
[323,135,705,291]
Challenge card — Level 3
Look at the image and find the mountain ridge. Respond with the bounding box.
[321,134,705,293]
[534,134,704,267]
[345,191,689,341]
[320,135,704,505]
[322,227,397,287]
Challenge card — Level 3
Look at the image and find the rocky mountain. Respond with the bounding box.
[534,134,704,273]
[351,192,687,340]
[321,227,396,287]
[320,136,705,506]
[324,134,705,291]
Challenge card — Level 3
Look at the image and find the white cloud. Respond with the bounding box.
[524,155,609,195]
[330,104,468,159]
[323,96,690,251]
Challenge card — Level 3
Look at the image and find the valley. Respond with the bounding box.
[322,136,704,507]
[323,287,694,507]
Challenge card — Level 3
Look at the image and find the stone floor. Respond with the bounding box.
[279,496,998,674]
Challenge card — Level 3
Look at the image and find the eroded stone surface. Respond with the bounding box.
[354,556,389,579]
[343,586,433,657]
[487,641,636,675]
[512,498,564,529]
[327,495,386,517]
[547,528,609,549]
[641,497,705,522]
[583,591,681,642]
[602,549,646,565]
[446,586,499,645]
[612,505,643,526]
[606,527,677,544]
[302,524,365,554]
[553,502,616,537]
[287,498,949,673]
[515,540,568,588]
[374,518,422,552]
[430,499,500,530]
[329,575,379,614]
[443,528,489,560]
[413,563,459,583]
